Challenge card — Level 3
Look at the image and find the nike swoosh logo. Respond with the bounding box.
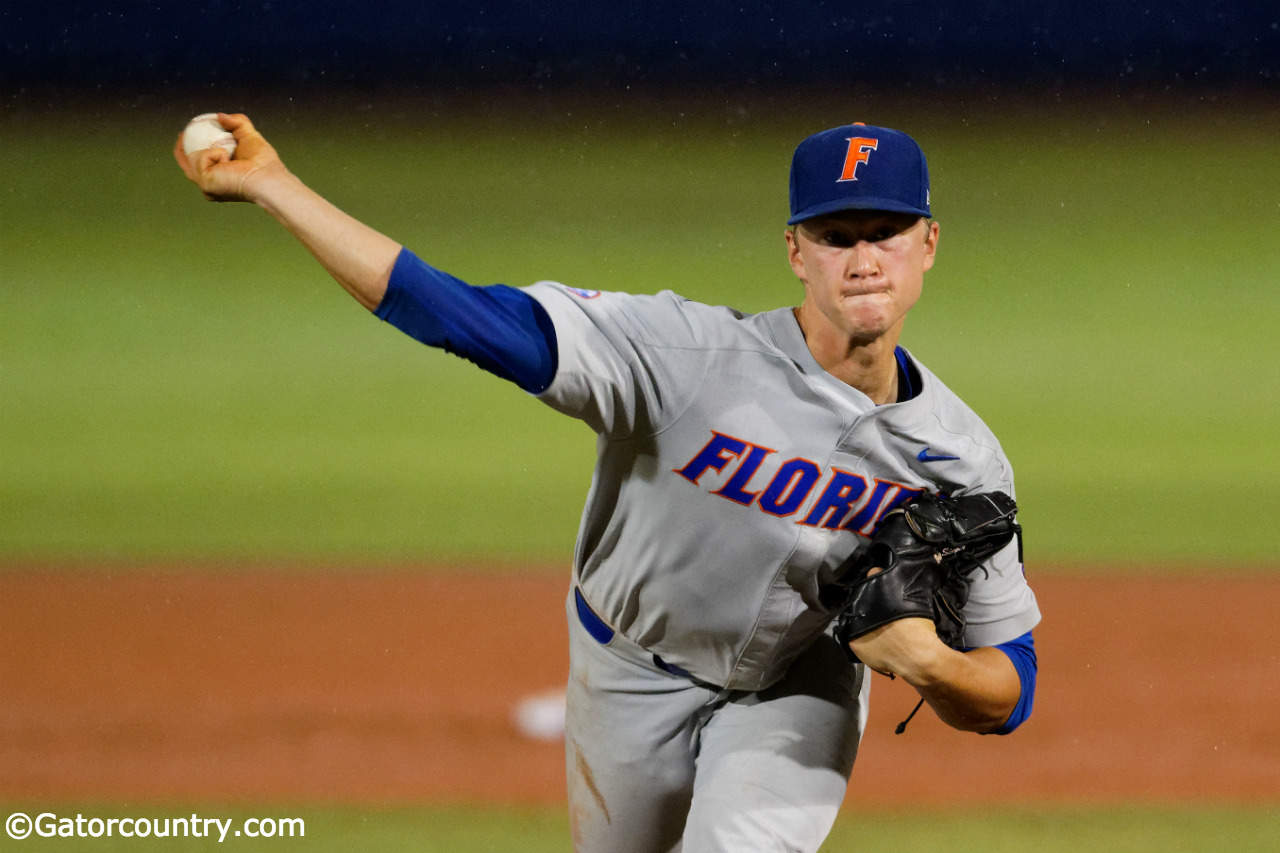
[917,448,960,463]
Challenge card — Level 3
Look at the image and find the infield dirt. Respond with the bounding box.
[1,571,1277,807]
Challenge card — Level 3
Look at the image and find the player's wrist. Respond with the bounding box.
[244,162,296,207]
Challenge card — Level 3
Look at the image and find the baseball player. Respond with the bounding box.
[175,115,1040,852]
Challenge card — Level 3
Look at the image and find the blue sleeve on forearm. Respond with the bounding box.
[374,248,558,393]
[987,630,1036,734]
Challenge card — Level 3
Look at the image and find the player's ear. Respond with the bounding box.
[785,227,806,279]
[921,219,940,272]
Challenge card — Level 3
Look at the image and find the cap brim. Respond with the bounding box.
[787,196,930,225]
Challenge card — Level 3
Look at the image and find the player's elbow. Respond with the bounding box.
[984,685,1034,735]
[936,692,1022,734]
[980,703,1026,735]
[932,642,1033,734]
[983,632,1038,735]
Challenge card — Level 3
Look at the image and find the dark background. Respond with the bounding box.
[5,2,1277,97]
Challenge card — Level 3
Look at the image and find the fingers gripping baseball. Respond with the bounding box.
[173,113,284,203]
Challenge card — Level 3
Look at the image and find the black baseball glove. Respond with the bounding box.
[829,491,1021,651]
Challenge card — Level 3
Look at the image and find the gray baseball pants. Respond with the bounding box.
[564,589,870,852]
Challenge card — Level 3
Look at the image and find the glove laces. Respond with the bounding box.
[895,697,926,734]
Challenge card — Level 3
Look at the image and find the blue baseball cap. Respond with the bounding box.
[787,124,931,225]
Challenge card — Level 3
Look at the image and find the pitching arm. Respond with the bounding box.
[174,112,400,311]
[174,113,558,393]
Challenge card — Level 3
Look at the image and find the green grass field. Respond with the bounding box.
[3,803,1276,851]
[3,93,1278,568]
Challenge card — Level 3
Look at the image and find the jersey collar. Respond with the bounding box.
[760,307,926,408]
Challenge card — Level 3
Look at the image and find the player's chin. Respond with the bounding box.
[839,308,898,344]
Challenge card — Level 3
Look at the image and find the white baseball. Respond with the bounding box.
[512,688,567,741]
[181,113,237,158]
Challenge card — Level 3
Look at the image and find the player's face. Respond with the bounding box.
[786,212,939,346]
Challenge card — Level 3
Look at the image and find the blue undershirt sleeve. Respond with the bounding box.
[987,630,1037,735]
[373,247,558,394]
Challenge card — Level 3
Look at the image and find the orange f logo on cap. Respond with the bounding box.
[838,136,879,182]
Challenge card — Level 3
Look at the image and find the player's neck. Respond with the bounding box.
[793,307,903,405]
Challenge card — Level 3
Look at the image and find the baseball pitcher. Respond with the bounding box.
[175,115,1040,853]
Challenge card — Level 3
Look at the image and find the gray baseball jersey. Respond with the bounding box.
[524,283,1040,692]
